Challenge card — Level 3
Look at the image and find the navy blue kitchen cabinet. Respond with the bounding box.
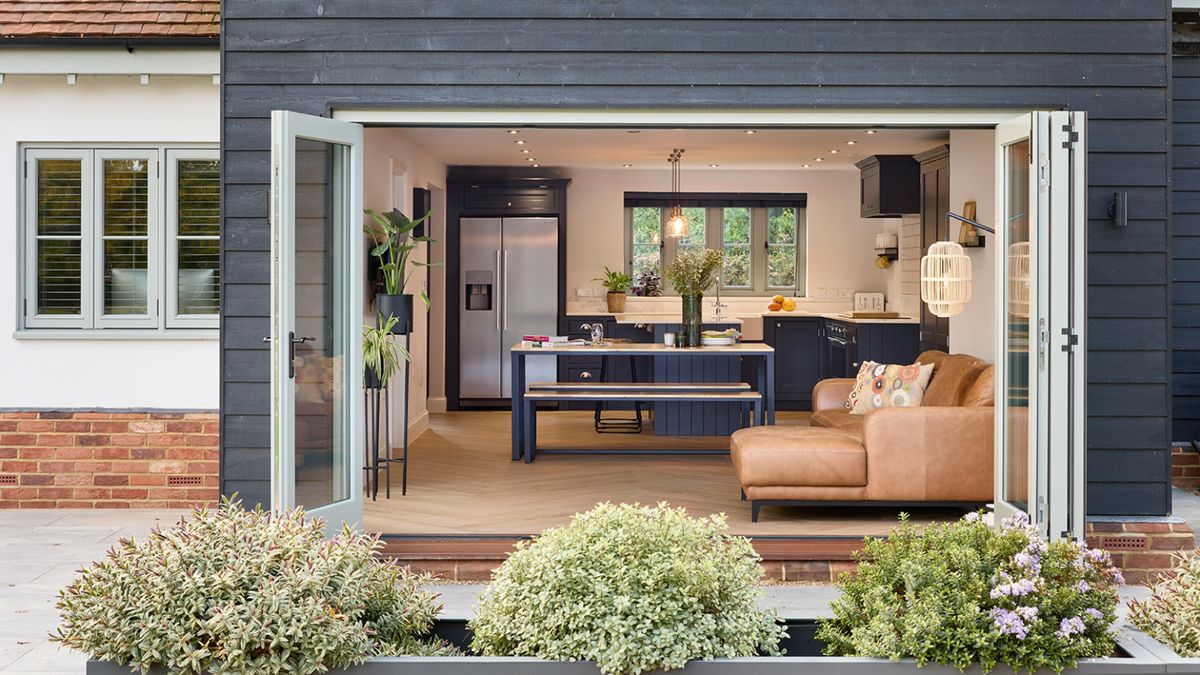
[764,317,823,411]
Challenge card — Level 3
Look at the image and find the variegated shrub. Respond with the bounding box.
[53,499,449,674]
[1130,553,1200,656]
[469,502,786,675]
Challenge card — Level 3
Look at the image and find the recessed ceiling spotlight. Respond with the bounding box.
[507,130,520,134]
[829,149,839,154]
[802,164,812,168]
[532,164,540,167]
[514,140,526,145]
[865,130,878,135]
[744,130,757,134]
[708,163,719,168]
[622,163,633,168]
[521,149,531,154]
[526,157,537,162]
[814,157,824,162]
[626,130,641,134]
[845,140,857,145]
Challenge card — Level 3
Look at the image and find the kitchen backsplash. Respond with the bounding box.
[567,295,867,316]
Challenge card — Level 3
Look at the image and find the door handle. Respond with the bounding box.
[495,250,501,331]
[503,249,509,331]
[286,332,315,379]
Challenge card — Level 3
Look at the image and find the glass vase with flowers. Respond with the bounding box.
[664,248,723,347]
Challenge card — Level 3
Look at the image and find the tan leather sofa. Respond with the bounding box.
[730,351,995,522]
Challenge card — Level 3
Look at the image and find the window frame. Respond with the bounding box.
[19,143,219,334]
[165,148,221,328]
[623,193,807,297]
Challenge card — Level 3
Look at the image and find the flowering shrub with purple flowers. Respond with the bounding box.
[817,512,1122,673]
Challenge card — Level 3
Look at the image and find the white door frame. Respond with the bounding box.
[269,110,365,531]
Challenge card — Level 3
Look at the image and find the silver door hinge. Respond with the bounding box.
[1062,123,1079,149]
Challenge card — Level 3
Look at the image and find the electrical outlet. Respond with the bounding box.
[593,287,606,298]
[838,288,854,299]
[577,287,593,297]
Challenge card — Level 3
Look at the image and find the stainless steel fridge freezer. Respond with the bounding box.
[459,217,558,400]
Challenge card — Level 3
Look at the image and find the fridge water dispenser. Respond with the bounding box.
[464,270,493,311]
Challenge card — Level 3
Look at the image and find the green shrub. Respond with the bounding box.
[1129,553,1200,656]
[53,499,450,674]
[817,512,1122,674]
[469,502,786,675]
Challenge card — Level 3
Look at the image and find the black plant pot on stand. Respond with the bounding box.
[362,364,391,500]
[374,293,413,335]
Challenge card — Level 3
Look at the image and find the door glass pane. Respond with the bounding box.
[631,206,661,277]
[1002,139,1031,512]
[722,207,751,288]
[35,159,83,314]
[176,159,221,315]
[102,159,149,315]
[293,138,349,509]
[767,206,798,288]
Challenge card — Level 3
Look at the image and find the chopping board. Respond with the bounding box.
[839,311,901,319]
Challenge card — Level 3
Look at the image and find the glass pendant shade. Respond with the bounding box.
[920,241,972,318]
[665,208,688,238]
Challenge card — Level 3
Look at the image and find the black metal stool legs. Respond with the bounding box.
[593,354,644,433]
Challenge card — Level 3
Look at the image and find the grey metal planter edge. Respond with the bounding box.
[84,631,1190,675]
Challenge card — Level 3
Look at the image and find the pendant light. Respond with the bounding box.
[665,148,688,238]
[1007,242,1031,318]
[920,212,996,318]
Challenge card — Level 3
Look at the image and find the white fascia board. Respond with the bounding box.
[0,47,218,76]
[1175,0,1200,8]
[333,108,1026,127]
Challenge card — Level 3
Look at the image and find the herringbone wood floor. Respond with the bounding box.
[364,411,962,536]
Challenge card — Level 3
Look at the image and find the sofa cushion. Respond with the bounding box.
[961,365,996,407]
[845,361,935,414]
[731,427,866,488]
[920,351,989,406]
[810,409,865,440]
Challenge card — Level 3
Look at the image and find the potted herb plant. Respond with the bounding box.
[664,248,723,347]
[594,266,633,313]
[363,314,408,389]
[364,208,435,334]
[631,270,664,297]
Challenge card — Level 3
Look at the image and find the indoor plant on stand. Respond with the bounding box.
[364,207,434,334]
[665,248,723,347]
[594,266,633,313]
[362,313,409,497]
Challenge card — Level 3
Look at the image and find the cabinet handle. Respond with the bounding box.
[776,322,781,328]
[580,371,593,379]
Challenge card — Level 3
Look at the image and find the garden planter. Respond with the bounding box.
[606,291,626,313]
[1122,623,1200,671]
[375,293,413,334]
[86,621,1175,675]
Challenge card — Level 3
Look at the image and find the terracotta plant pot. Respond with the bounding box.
[606,291,627,313]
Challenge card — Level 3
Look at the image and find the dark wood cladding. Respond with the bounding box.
[221,0,1173,516]
[1174,56,1200,445]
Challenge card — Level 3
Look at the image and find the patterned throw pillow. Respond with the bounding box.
[844,361,936,414]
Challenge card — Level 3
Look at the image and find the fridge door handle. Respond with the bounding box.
[503,249,509,330]
[495,249,501,331]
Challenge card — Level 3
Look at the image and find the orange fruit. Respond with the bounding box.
[771,294,785,304]
[767,302,782,312]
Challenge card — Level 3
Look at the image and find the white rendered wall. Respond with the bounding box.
[947,129,997,362]
[0,74,220,409]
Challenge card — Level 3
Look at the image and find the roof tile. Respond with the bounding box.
[0,0,218,39]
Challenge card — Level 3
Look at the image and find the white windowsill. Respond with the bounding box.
[13,329,219,341]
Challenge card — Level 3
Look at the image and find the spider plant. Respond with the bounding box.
[364,208,437,306]
[363,314,409,387]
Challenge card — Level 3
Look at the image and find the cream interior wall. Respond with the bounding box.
[563,167,900,305]
[0,75,219,409]
[947,129,997,361]
[362,129,447,439]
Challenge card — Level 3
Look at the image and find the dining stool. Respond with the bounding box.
[594,337,644,433]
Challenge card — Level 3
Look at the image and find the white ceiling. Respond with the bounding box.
[391,127,951,171]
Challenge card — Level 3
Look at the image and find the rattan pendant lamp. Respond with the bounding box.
[920,212,996,318]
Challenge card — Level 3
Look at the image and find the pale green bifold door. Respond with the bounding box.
[269,111,364,534]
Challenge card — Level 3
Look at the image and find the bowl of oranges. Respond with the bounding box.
[766,295,797,312]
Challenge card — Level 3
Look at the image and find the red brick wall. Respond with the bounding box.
[1173,444,1200,490]
[0,411,219,508]
[1086,520,1196,585]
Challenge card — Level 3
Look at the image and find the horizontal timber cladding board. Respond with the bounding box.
[1177,55,1200,443]
[221,52,1169,86]
[221,0,1166,20]
[220,1,1171,514]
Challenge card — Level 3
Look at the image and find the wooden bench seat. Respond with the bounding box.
[518,386,763,462]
